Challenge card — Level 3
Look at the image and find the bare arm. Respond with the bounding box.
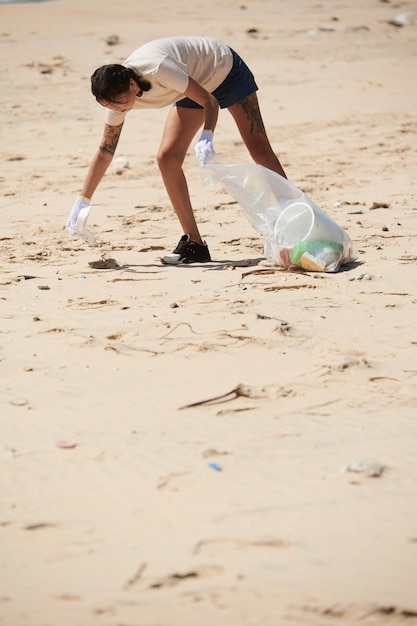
[80,122,124,198]
[183,77,219,132]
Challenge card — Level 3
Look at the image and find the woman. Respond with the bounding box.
[67,36,287,263]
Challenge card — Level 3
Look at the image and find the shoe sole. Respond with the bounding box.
[160,254,211,265]
[160,253,182,264]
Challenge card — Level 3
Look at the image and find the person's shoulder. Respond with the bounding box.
[127,38,172,57]
[124,39,168,68]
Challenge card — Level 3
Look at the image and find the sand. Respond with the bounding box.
[1,0,416,624]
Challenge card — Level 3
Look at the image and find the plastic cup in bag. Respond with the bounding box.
[274,201,345,247]
[272,200,348,271]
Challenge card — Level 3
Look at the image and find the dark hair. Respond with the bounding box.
[91,64,152,103]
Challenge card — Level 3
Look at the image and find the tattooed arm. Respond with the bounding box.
[80,122,124,198]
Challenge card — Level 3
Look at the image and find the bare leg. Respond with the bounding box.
[228,93,287,179]
[157,106,205,244]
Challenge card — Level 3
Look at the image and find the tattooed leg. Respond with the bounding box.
[235,93,266,134]
[228,93,287,178]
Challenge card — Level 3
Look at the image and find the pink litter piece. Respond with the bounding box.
[56,440,77,449]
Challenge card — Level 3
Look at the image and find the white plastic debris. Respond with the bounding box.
[113,156,130,173]
[389,12,416,27]
[342,459,385,478]
[348,272,372,281]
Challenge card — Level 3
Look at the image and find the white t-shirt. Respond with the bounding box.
[105,36,233,126]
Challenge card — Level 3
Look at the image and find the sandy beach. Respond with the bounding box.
[1,0,417,624]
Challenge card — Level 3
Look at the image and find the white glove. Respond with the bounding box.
[194,130,215,167]
[66,196,98,246]
[66,196,90,235]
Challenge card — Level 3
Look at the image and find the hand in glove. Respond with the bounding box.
[194,130,215,167]
[66,196,90,235]
[66,196,97,246]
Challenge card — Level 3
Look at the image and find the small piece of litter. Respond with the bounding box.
[56,440,77,449]
[348,273,372,281]
[37,285,50,290]
[208,462,222,472]
[342,459,385,477]
[10,398,28,407]
[79,229,98,247]
[388,12,415,27]
[106,34,120,45]
[113,156,130,172]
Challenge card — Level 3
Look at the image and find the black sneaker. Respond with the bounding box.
[161,234,211,264]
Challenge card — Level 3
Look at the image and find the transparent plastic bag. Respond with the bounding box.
[202,159,358,272]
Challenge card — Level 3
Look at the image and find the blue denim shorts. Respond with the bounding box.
[175,48,258,110]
